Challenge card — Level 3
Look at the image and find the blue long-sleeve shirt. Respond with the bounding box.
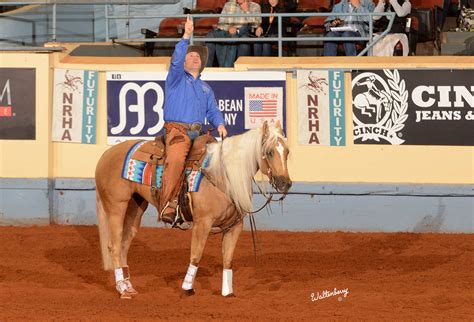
[163,39,225,129]
[324,0,375,37]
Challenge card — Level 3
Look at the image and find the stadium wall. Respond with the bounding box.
[0,52,473,232]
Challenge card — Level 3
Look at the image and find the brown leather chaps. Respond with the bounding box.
[159,122,192,213]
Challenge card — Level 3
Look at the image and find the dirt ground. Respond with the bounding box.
[0,225,472,321]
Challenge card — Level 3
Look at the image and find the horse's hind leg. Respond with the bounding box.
[221,219,243,297]
[103,200,134,299]
[120,193,148,296]
[181,218,213,295]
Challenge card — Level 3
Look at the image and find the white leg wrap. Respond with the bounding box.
[115,267,124,283]
[222,269,233,296]
[114,267,127,293]
[182,264,198,290]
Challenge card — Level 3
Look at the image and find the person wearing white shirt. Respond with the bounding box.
[372,0,411,56]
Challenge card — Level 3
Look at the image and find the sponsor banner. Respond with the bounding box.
[297,70,346,146]
[352,69,474,146]
[0,68,36,140]
[52,69,98,144]
[106,71,286,145]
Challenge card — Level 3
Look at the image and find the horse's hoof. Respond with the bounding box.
[127,287,138,296]
[223,293,235,298]
[124,280,138,296]
[182,289,195,296]
[119,290,133,300]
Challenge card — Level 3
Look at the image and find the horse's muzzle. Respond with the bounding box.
[273,176,292,194]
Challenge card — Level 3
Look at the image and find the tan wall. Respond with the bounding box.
[1,52,473,184]
[0,52,52,178]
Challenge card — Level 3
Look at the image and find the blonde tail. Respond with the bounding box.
[96,192,114,271]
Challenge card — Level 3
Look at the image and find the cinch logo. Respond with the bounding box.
[352,70,408,145]
[111,82,165,136]
[0,79,13,117]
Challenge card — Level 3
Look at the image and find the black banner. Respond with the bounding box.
[351,69,474,146]
[0,68,36,140]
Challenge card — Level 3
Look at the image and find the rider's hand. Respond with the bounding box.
[217,124,228,138]
[183,14,193,39]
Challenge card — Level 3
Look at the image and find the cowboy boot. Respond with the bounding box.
[160,199,178,225]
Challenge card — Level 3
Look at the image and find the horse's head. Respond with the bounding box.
[259,121,292,194]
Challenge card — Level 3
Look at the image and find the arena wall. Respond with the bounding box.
[0,51,473,232]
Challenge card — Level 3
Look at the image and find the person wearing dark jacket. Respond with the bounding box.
[253,0,296,56]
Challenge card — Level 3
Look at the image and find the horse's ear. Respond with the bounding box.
[262,121,269,139]
[275,120,282,133]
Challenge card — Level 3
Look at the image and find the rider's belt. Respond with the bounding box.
[166,122,202,132]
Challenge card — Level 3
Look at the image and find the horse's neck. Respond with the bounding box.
[207,131,260,188]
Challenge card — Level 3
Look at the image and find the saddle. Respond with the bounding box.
[131,133,217,224]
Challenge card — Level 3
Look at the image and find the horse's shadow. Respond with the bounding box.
[44,227,460,295]
[44,226,222,292]
[238,233,459,292]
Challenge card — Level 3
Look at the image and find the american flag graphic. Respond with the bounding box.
[249,99,277,117]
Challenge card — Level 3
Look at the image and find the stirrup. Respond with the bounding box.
[170,205,181,227]
[160,201,179,225]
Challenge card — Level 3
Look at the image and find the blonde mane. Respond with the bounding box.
[205,125,285,214]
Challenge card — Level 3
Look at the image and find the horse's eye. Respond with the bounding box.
[267,151,273,158]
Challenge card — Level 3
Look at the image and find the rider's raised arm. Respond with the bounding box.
[166,39,189,89]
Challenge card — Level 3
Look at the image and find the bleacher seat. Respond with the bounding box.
[194,17,220,37]
[410,0,443,52]
[296,0,332,13]
[189,0,227,14]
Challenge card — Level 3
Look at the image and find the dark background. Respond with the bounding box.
[352,70,473,146]
[0,68,36,140]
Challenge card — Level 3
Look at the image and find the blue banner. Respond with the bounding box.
[106,71,286,145]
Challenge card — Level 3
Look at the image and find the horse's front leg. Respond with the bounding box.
[221,220,243,297]
[182,218,213,295]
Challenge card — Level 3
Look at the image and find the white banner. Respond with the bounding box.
[244,87,283,130]
[296,70,346,146]
[52,69,98,144]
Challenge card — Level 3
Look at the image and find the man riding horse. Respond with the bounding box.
[160,15,228,225]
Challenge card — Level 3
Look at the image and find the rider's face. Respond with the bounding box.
[184,51,201,74]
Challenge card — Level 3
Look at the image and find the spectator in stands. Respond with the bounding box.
[253,0,296,56]
[206,0,262,67]
[372,0,411,56]
[323,0,375,56]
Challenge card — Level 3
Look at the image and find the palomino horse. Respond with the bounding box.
[95,121,292,299]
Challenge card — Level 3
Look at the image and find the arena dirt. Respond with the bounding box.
[0,225,472,320]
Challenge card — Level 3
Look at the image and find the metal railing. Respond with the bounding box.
[109,12,396,57]
[1,2,396,56]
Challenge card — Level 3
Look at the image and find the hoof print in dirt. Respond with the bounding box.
[181,289,195,297]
